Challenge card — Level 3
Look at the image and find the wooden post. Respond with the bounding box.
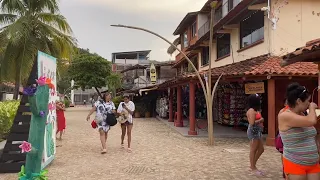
[168,88,173,122]
[188,82,197,135]
[176,86,183,127]
[266,79,276,146]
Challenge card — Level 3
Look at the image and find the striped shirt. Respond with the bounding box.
[280,126,319,166]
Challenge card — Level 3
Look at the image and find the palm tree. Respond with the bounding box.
[0,0,77,99]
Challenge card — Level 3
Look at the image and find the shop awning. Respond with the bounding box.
[139,86,158,95]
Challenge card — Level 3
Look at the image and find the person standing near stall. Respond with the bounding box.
[246,94,265,176]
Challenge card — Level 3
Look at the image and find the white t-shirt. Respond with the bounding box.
[117,101,135,123]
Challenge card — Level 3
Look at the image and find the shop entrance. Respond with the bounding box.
[210,81,268,137]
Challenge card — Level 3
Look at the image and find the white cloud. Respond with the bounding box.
[75,0,207,14]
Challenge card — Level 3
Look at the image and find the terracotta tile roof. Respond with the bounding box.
[211,55,318,77]
[158,55,318,88]
[282,38,320,66]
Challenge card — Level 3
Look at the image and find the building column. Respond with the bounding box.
[168,88,174,122]
[266,79,276,146]
[188,82,197,135]
[176,86,183,127]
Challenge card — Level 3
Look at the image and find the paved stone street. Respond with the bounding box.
[0,107,283,180]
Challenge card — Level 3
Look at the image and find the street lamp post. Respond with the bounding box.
[110,1,221,146]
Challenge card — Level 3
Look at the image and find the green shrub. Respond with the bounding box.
[0,100,20,139]
[112,96,123,108]
[64,99,70,108]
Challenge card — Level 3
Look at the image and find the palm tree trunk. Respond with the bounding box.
[13,61,23,100]
[13,71,20,100]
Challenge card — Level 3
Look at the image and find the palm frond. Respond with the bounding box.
[38,13,72,34]
[36,20,76,58]
[0,13,18,25]
[0,0,26,15]
[28,0,59,14]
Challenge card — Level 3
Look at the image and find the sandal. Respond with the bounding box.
[127,148,132,153]
[101,149,107,154]
[121,144,124,149]
[253,170,265,176]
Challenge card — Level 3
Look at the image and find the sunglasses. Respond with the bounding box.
[299,86,307,97]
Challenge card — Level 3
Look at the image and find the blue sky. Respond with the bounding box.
[59,0,207,61]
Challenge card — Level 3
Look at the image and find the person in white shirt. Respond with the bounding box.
[117,95,135,152]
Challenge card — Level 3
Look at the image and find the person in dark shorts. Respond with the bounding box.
[117,95,135,152]
[246,94,265,176]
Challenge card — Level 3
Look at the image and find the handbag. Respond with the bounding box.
[91,120,97,129]
[275,133,283,152]
[106,113,117,126]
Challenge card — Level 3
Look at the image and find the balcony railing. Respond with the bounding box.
[198,21,210,39]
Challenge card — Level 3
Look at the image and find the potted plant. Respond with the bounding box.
[144,101,151,118]
[134,103,144,118]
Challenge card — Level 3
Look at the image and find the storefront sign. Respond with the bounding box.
[37,51,57,169]
[150,63,157,84]
[245,82,265,94]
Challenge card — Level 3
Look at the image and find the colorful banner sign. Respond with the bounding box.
[245,82,265,94]
[37,51,57,169]
[150,63,157,84]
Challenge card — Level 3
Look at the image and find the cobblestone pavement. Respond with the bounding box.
[0,107,283,180]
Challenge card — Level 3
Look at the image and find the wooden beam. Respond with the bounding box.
[191,49,201,53]
[199,41,209,46]
[223,24,239,29]
[248,3,268,10]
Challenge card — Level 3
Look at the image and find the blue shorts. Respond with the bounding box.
[247,125,262,140]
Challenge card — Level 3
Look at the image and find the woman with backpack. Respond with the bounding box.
[86,92,116,154]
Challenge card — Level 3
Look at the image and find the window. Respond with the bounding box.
[240,11,264,48]
[215,6,222,23]
[191,22,197,38]
[183,31,188,48]
[217,34,231,58]
[74,95,81,102]
[201,47,209,66]
[233,0,241,7]
[222,0,228,17]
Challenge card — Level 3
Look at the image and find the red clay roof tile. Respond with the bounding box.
[210,55,318,77]
[159,55,318,88]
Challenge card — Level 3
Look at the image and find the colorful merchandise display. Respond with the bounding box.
[156,97,168,118]
[214,83,247,127]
